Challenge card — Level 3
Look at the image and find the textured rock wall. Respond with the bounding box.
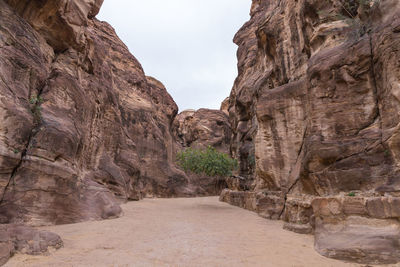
[0,225,63,265]
[224,0,400,263]
[172,108,232,195]
[173,108,231,154]
[0,0,209,226]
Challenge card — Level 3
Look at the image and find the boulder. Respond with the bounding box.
[0,224,62,266]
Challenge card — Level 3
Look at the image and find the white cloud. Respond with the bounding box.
[98,0,251,111]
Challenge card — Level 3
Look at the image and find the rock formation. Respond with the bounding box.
[0,0,222,230]
[222,0,400,264]
[172,108,232,195]
[173,108,231,154]
[0,225,63,265]
[2,0,399,264]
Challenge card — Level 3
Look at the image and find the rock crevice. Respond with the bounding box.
[0,0,232,231]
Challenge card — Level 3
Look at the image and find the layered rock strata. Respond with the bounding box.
[173,109,232,195]
[0,0,215,228]
[0,225,62,265]
[173,108,231,154]
[223,0,400,264]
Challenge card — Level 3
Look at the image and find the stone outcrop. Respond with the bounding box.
[0,0,218,229]
[313,194,400,264]
[220,97,230,115]
[0,225,62,265]
[222,0,400,264]
[173,108,231,154]
[172,109,232,195]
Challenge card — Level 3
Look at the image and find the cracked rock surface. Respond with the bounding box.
[0,0,222,228]
[172,108,232,195]
[222,0,400,264]
[0,224,62,266]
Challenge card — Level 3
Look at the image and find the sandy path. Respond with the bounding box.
[6,197,361,267]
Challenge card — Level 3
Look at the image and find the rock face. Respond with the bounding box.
[223,0,400,264]
[0,0,211,228]
[172,109,232,195]
[0,225,62,266]
[173,109,231,154]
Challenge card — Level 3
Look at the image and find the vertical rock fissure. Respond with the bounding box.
[0,66,55,206]
[278,125,308,218]
[0,133,32,205]
[368,32,383,143]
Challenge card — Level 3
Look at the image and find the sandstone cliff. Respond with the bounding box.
[0,0,219,227]
[222,0,400,263]
[172,108,232,195]
[173,108,231,154]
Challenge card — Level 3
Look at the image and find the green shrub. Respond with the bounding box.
[348,192,356,197]
[29,95,43,105]
[176,146,238,177]
[28,94,43,123]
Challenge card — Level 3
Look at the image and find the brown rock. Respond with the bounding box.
[283,223,313,235]
[220,97,229,115]
[366,197,400,219]
[255,191,284,220]
[222,0,400,263]
[4,0,104,51]
[0,0,208,227]
[282,196,314,227]
[0,224,62,265]
[314,217,400,264]
[312,195,400,264]
[171,108,233,196]
[173,108,231,154]
[219,189,256,212]
[219,189,285,220]
[225,176,250,191]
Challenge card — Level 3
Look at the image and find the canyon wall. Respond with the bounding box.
[172,108,232,195]
[222,0,400,263]
[0,0,222,228]
[173,108,231,154]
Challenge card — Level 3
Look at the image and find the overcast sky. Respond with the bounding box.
[97,0,251,112]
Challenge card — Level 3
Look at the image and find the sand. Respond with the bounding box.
[6,197,363,267]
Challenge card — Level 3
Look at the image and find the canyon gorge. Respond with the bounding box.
[1,0,400,265]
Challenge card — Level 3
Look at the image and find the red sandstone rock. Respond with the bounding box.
[172,108,232,195]
[173,109,231,154]
[0,225,62,265]
[0,0,212,228]
[222,0,400,264]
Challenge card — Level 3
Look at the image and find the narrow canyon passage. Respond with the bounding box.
[6,197,358,267]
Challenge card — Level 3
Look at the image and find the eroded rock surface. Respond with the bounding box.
[0,225,62,266]
[173,109,231,154]
[223,0,400,264]
[173,109,232,195]
[0,0,212,229]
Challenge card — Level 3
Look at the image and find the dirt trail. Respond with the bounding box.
[6,197,361,267]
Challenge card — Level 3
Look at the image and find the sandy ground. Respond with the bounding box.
[6,197,366,267]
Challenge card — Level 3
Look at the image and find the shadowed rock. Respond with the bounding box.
[172,109,232,195]
[222,0,400,264]
[0,0,220,228]
[0,225,62,266]
[173,108,231,154]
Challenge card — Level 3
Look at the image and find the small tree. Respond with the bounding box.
[176,146,238,177]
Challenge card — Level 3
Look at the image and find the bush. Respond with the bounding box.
[176,146,238,177]
[348,192,356,197]
[29,94,43,123]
